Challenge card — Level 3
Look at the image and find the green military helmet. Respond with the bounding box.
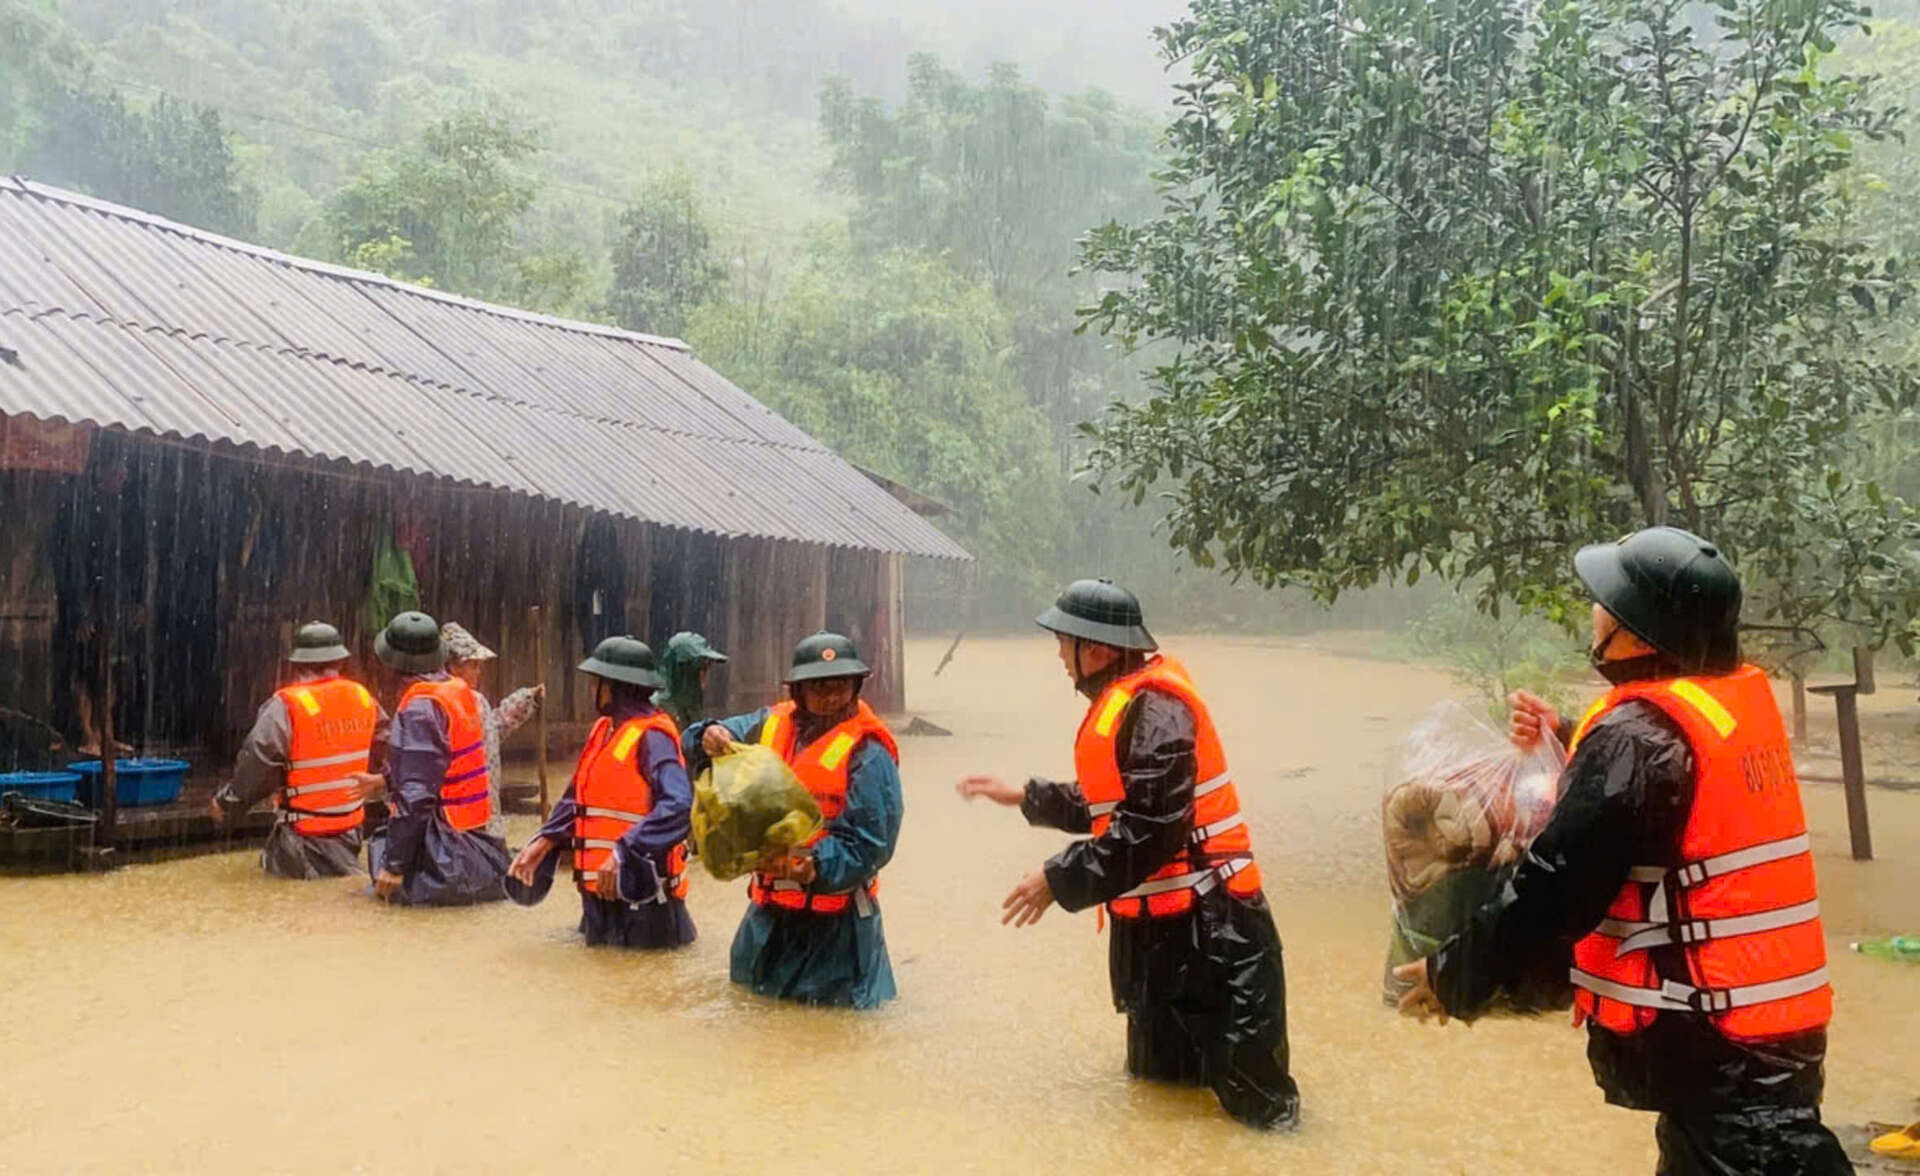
[578,635,666,689]
[288,620,350,664]
[1036,578,1158,652]
[374,610,447,674]
[1575,526,1742,673]
[784,632,871,683]
[665,631,728,665]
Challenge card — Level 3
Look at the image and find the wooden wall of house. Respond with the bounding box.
[722,536,829,710]
[1,430,915,770]
[825,548,905,715]
[0,470,63,765]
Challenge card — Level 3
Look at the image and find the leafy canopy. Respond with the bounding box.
[1082,0,1920,647]
[607,168,729,340]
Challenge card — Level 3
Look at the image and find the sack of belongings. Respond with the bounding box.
[692,745,823,881]
[1381,700,1572,1011]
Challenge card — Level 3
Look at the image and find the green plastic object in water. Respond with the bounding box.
[692,745,822,881]
[1852,936,1920,961]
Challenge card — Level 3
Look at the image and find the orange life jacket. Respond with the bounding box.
[1566,664,1831,1042]
[748,699,899,914]
[1074,655,1262,919]
[276,676,377,837]
[571,711,688,902]
[397,676,493,834]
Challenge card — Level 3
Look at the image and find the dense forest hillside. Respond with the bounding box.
[2,0,1284,627]
[9,0,1920,642]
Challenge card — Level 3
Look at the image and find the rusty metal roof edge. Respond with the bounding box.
[7,176,694,354]
[0,407,973,560]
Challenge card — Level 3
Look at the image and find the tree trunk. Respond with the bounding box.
[1618,331,1668,525]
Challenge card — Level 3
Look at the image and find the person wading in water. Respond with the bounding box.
[959,578,1301,1130]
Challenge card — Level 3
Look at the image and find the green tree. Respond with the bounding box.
[324,107,542,299]
[689,231,1064,611]
[10,75,258,237]
[820,57,1162,432]
[1082,0,1920,649]
[606,169,728,339]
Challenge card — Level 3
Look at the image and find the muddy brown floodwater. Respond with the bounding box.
[4,636,1917,1174]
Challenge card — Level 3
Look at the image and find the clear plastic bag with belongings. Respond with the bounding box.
[1381,700,1571,1011]
[692,745,823,881]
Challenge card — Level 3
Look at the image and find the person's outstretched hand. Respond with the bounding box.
[508,836,553,886]
[957,775,1023,806]
[1001,868,1055,928]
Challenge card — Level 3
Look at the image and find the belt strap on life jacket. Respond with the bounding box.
[1627,833,1812,924]
[1088,769,1231,819]
[279,799,363,818]
[1117,854,1254,900]
[284,779,357,798]
[756,876,878,915]
[579,804,650,825]
[281,773,364,822]
[287,750,369,773]
[574,838,685,905]
[1569,966,1832,1015]
[1599,899,1823,955]
[1188,813,1245,844]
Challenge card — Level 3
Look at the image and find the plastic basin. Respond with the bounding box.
[69,758,190,808]
[0,771,82,805]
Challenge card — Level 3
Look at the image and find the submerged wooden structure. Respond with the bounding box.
[0,178,966,869]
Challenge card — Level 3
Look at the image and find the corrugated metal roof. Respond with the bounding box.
[0,177,970,560]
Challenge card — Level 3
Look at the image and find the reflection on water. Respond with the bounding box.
[3,638,1913,1173]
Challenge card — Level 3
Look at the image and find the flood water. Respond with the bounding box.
[4,636,1916,1173]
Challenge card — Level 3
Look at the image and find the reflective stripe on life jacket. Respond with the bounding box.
[275,677,377,837]
[1073,655,1262,919]
[397,677,493,834]
[748,700,899,914]
[1566,664,1831,1042]
[571,711,688,902]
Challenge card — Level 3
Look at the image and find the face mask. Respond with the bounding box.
[1590,627,1670,684]
[1587,626,1620,672]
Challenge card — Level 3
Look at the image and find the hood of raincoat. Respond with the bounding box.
[654,631,727,725]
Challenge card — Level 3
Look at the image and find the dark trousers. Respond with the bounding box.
[1654,1105,1852,1175]
[1119,902,1302,1131]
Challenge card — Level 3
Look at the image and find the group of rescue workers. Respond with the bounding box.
[207,524,1850,1174]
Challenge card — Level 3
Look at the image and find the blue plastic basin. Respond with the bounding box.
[0,770,83,805]
[69,758,190,808]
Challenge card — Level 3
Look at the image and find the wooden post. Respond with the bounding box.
[141,503,158,752]
[808,546,829,635]
[532,604,550,819]
[886,553,905,711]
[97,623,119,848]
[722,543,745,712]
[1790,671,1807,743]
[1834,690,1872,861]
[1813,648,1875,862]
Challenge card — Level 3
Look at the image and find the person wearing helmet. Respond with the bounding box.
[440,621,546,839]
[211,621,384,879]
[505,636,697,949]
[684,632,903,1009]
[363,611,510,906]
[957,579,1301,1130]
[1394,527,1848,1175]
[653,631,728,730]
